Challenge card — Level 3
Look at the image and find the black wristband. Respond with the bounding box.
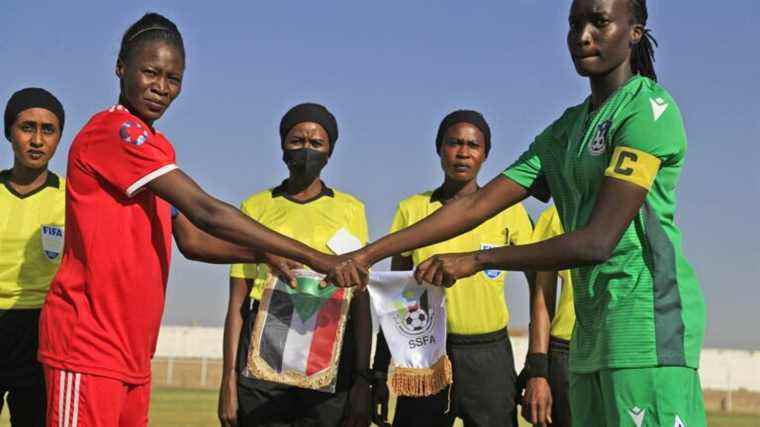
[371,369,388,384]
[353,369,374,384]
[525,353,549,380]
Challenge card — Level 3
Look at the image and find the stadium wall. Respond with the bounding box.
[154,326,760,392]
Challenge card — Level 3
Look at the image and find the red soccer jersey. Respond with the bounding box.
[39,105,177,384]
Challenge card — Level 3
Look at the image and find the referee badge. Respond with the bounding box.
[41,224,64,261]
[480,244,504,280]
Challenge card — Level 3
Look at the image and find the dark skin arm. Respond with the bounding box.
[522,270,557,426]
[148,169,366,287]
[347,176,528,271]
[344,290,372,427]
[529,271,557,355]
[173,212,263,264]
[174,212,303,288]
[218,277,251,427]
[414,178,648,287]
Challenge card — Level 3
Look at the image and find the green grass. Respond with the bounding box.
[147,388,220,426]
[2,387,758,426]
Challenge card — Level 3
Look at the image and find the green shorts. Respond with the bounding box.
[570,366,706,427]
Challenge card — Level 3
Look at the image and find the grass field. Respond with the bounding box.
[2,387,759,426]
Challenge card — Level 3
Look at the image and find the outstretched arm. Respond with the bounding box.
[173,212,302,287]
[415,177,647,286]
[355,176,528,267]
[173,212,263,264]
[148,169,366,287]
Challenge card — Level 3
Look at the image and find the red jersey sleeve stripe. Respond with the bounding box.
[125,163,178,197]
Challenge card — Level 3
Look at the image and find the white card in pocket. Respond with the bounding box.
[326,228,363,255]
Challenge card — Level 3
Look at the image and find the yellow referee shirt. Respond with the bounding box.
[532,205,575,341]
[0,170,66,309]
[230,181,369,300]
[390,188,533,335]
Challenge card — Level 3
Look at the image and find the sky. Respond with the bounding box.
[1,1,758,349]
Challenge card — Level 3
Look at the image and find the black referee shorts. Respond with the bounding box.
[548,336,571,427]
[235,299,356,426]
[393,328,518,427]
[0,309,46,427]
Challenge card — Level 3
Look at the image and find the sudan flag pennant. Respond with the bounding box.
[248,270,352,393]
[368,272,452,397]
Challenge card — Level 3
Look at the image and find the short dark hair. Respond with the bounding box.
[435,110,491,157]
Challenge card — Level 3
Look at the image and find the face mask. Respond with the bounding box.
[283,148,328,180]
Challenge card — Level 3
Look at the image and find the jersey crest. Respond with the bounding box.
[588,119,611,156]
[41,224,64,261]
[119,120,149,146]
[480,243,504,280]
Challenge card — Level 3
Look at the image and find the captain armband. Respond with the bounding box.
[604,146,661,190]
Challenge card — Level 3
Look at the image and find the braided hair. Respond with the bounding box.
[629,0,658,81]
[118,13,185,64]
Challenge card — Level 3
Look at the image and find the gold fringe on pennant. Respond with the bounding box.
[388,355,453,397]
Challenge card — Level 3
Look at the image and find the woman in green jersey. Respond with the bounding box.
[332,0,707,425]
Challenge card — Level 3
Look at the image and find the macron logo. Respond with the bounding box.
[628,407,646,427]
[650,97,669,121]
[675,415,686,427]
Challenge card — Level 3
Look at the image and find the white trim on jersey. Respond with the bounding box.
[71,373,81,427]
[125,163,178,197]
[58,371,65,427]
[56,371,82,427]
[63,372,73,427]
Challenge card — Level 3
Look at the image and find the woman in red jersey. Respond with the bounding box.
[38,13,364,427]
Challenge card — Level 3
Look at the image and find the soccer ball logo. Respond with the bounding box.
[119,120,149,146]
[404,304,428,332]
[394,289,435,336]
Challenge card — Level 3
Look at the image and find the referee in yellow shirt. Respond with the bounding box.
[521,205,575,427]
[1,88,65,426]
[218,103,372,427]
[372,110,534,427]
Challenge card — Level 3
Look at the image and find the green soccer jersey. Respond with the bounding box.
[503,75,706,373]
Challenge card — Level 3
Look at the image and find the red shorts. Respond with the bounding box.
[44,365,151,427]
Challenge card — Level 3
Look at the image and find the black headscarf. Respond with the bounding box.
[279,103,339,155]
[4,88,65,140]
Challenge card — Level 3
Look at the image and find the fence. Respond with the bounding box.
[153,326,760,413]
[153,357,223,390]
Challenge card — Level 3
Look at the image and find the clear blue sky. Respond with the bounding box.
[2,1,758,349]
